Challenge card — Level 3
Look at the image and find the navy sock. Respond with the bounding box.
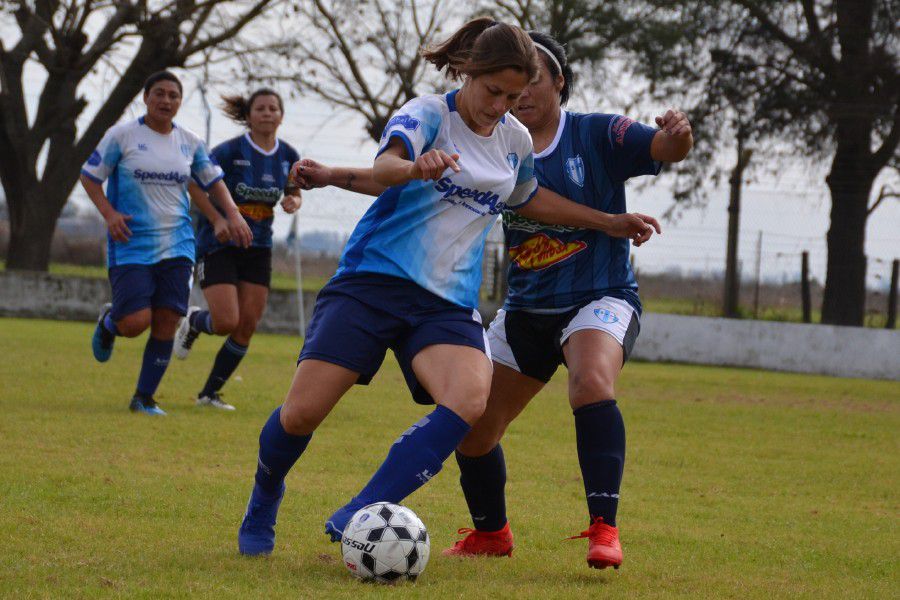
[574,400,625,526]
[200,337,247,396]
[102,313,119,336]
[136,337,173,397]
[456,444,507,532]
[189,309,214,334]
[255,407,312,494]
[348,405,471,507]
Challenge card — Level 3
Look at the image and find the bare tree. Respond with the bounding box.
[246,0,452,142]
[0,0,281,271]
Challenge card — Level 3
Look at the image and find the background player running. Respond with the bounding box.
[81,71,252,415]
[236,18,658,557]
[173,88,302,411]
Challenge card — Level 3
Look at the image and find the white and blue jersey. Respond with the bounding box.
[503,111,661,312]
[196,133,300,257]
[335,91,538,308]
[81,117,223,267]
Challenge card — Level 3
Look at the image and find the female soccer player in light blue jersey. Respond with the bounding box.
[290,32,691,571]
[80,71,252,415]
[237,18,659,556]
[173,88,302,411]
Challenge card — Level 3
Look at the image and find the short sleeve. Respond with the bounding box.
[191,141,225,190]
[376,97,442,161]
[506,151,539,209]
[81,128,123,184]
[603,115,662,182]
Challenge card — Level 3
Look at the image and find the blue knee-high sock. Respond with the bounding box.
[136,337,173,397]
[456,445,507,532]
[200,337,247,396]
[255,407,312,494]
[574,400,625,526]
[189,309,214,334]
[349,405,471,507]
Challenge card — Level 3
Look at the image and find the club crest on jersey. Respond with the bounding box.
[506,152,519,170]
[565,156,585,187]
[180,143,192,158]
[87,150,102,166]
[282,160,290,175]
[594,308,619,323]
[508,233,586,271]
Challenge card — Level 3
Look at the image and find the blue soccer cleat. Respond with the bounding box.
[92,303,115,362]
[128,394,167,416]
[324,499,367,542]
[238,482,285,555]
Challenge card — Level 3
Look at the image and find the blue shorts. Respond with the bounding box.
[298,273,488,404]
[108,257,193,321]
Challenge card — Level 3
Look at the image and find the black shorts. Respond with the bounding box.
[197,247,272,289]
[486,297,641,383]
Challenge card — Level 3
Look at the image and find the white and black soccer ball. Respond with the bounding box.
[341,502,430,584]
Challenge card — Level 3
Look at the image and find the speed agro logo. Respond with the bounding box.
[508,233,587,271]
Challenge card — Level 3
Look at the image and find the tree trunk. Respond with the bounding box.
[821,142,875,326]
[723,136,751,318]
[5,184,68,271]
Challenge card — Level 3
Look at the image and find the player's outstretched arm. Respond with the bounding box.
[651,109,693,163]
[206,180,253,248]
[372,137,460,187]
[291,159,385,197]
[516,186,661,246]
[80,174,132,243]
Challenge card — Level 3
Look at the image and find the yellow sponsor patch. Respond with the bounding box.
[509,233,587,271]
[238,203,274,221]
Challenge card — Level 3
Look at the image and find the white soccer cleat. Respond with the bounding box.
[196,391,236,411]
[174,306,201,360]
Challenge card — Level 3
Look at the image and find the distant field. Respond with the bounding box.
[1,318,897,598]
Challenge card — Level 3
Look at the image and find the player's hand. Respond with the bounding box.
[408,149,460,182]
[212,216,231,243]
[292,159,331,190]
[655,109,692,139]
[607,213,661,247]
[227,213,253,248]
[281,194,302,214]
[104,210,133,242]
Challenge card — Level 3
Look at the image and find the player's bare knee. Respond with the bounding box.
[458,424,502,456]
[213,314,239,335]
[279,402,320,436]
[569,370,616,407]
[117,315,149,337]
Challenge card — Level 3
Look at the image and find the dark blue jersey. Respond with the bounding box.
[503,111,661,312]
[196,133,300,256]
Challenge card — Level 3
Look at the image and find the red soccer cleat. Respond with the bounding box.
[568,517,622,569]
[442,522,515,557]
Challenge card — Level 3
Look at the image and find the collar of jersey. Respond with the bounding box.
[244,132,280,156]
[138,115,178,131]
[533,110,567,159]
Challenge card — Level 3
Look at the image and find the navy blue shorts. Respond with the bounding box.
[108,257,193,321]
[298,273,488,404]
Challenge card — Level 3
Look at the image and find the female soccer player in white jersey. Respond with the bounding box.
[172,89,302,411]
[289,31,691,571]
[80,71,252,415]
[236,18,659,556]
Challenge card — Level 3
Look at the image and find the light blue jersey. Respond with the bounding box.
[82,117,223,266]
[336,91,538,308]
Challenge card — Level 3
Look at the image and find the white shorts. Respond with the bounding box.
[486,296,640,382]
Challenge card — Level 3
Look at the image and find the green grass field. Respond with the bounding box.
[0,318,897,598]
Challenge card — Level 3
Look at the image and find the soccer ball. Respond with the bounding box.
[341,502,430,583]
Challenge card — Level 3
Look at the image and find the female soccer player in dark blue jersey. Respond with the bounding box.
[236,18,659,557]
[442,32,693,568]
[173,89,302,411]
[81,71,251,416]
